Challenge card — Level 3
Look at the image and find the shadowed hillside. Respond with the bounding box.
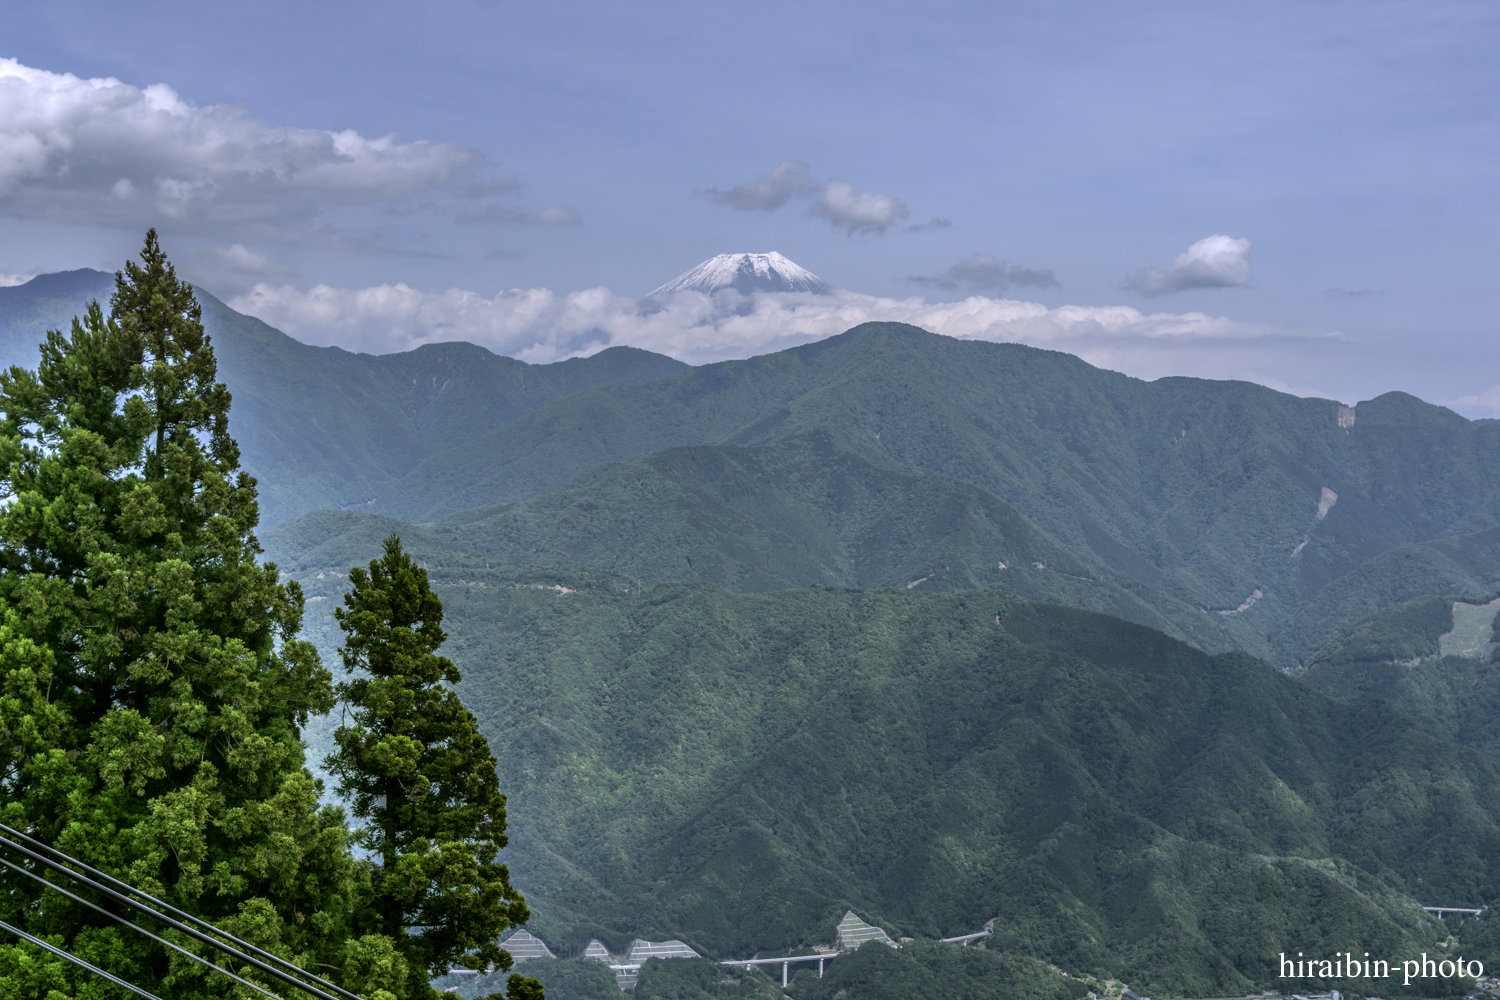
[14,283,1500,665]
[361,322,1500,665]
[270,430,1237,651]
[265,544,1498,996]
[1298,591,1500,759]
[0,271,688,524]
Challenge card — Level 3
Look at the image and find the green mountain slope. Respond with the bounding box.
[0,271,688,524]
[1297,592,1500,759]
[428,427,1082,591]
[263,536,1496,995]
[1272,527,1500,662]
[202,290,686,524]
[0,269,116,361]
[262,510,480,575]
[367,322,1500,666]
[387,428,1231,651]
[17,284,1500,667]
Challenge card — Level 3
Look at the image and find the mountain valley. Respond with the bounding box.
[6,267,1500,996]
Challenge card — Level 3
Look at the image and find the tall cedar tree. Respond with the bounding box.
[0,232,398,1000]
[329,536,537,1000]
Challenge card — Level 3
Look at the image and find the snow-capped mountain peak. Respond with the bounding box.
[648,252,832,297]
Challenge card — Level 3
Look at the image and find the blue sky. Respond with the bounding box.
[3,0,1497,412]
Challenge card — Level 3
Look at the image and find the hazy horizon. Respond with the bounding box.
[3,0,1496,413]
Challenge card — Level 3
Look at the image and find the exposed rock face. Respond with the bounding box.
[1318,486,1339,519]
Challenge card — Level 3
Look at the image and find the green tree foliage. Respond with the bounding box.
[631,958,781,1000]
[432,959,618,1000]
[328,535,533,1000]
[282,564,1499,996]
[0,269,689,529]
[1298,592,1500,760]
[351,322,1500,667]
[787,940,1091,1000]
[0,231,358,996]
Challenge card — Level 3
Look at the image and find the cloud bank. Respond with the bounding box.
[1125,235,1252,296]
[701,161,818,211]
[909,252,1058,292]
[808,179,910,235]
[211,244,294,277]
[0,58,478,238]
[230,280,1345,396]
[907,217,953,232]
[1448,385,1500,419]
[455,205,581,226]
[705,161,914,235]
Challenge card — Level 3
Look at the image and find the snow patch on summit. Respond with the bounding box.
[648,252,832,297]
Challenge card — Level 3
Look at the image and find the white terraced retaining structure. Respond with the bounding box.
[500,930,555,961]
[834,911,896,951]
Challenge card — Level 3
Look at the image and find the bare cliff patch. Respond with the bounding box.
[1438,598,1500,660]
[1317,487,1338,520]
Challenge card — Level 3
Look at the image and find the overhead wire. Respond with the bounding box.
[0,851,283,1000]
[0,821,361,1000]
[0,825,357,1000]
[0,917,167,1000]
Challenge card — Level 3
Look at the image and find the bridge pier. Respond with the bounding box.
[721,951,837,985]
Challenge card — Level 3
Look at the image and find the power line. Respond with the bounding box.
[0,918,166,1000]
[0,824,358,1000]
[0,821,360,1000]
[0,851,282,1000]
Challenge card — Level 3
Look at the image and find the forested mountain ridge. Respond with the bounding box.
[1264,526,1500,660]
[1298,591,1500,759]
[0,270,688,525]
[269,483,1239,653]
[358,321,1500,666]
[203,295,685,524]
[10,278,1500,666]
[0,269,117,358]
[14,268,1500,997]
[426,426,1239,650]
[268,558,1499,996]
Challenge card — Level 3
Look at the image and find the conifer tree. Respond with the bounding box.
[0,231,369,998]
[329,536,537,1000]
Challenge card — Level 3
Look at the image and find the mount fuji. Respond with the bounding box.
[647,252,833,297]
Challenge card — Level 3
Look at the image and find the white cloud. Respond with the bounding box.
[532,206,581,226]
[455,205,581,226]
[230,280,1345,396]
[211,244,293,277]
[700,160,818,211]
[0,271,37,287]
[0,58,478,237]
[909,252,1058,292]
[1125,234,1252,296]
[701,163,917,237]
[808,179,910,235]
[907,217,952,232]
[1446,385,1500,419]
